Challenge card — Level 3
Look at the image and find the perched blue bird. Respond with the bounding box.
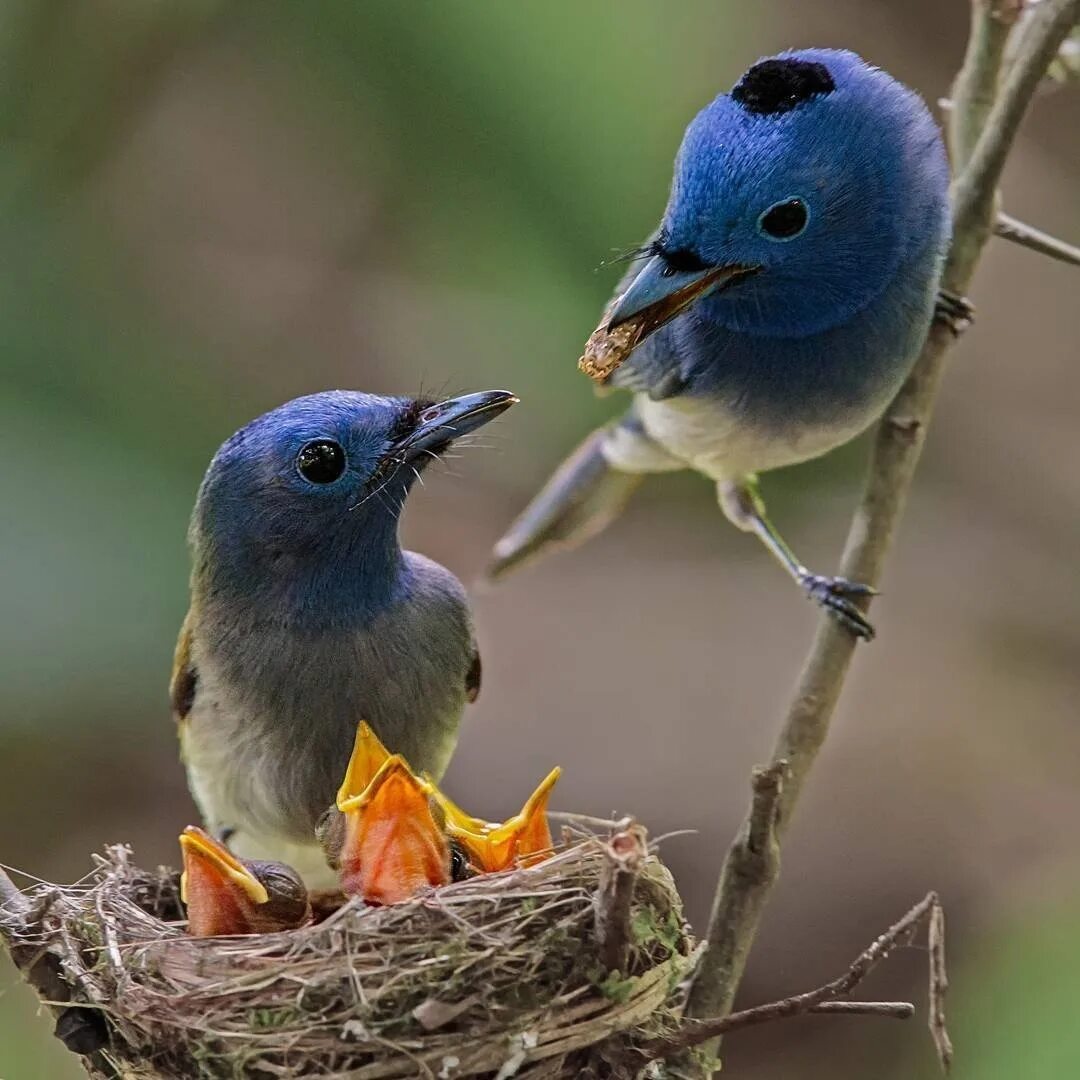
[172,389,517,887]
[489,49,960,639]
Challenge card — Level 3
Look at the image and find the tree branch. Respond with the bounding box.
[641,893,944,1062]
[994,211,1080,267]
[683,0,1079,1064]
[681,762,786,1019]
[949,0,1023,168]
[951,0,1080,281]
[928,897,953,1070]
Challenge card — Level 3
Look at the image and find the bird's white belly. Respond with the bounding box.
[180,660,338,890]
[184,735,337,889]
[635,393,872,481]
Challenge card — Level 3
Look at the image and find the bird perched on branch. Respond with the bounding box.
[172,389,517,889]
[489,49,956,639]
[179,826,310,936]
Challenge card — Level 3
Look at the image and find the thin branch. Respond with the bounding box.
[994,211,1080,266]
[949,0,1023,168]
[683,0,1078,1065]
[814,1001,914,1018]
[929,899,953,1070]
[593,824,647,972]
[641,893,942,1060]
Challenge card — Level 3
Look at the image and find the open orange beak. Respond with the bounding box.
[336,756,449,905]
[436,767,561,873]
[179,826,269,937]
[336,721,392,806]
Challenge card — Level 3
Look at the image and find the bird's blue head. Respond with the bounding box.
[190,390,516,616]
[607,49,950,341]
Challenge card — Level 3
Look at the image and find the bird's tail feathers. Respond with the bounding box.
[487,410,679,581]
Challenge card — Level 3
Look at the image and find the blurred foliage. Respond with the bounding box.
[904,889,1080,1080]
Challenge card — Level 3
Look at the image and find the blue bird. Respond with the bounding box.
[489,49,959,639]
[172,389,517,888]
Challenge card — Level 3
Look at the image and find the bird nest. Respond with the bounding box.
[3,823,697,1079]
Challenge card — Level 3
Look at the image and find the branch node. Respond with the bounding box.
[594,822,647,973]
[886,415,922,440]
[745,760,787,856]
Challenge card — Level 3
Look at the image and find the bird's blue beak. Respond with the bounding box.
[606,254,758,335]
[392,390,519,460]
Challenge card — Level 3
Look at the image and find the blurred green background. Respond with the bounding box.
[1,2,1078,1077]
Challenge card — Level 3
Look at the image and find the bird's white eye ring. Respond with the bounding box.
[757,197,810,241]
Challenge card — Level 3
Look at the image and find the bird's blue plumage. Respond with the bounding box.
[176,388,516,887]
[613,48,949,400]
[490,49,952,638]
[192,391,418,624]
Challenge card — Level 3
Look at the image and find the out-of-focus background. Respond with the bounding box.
[0,2,1077,1077]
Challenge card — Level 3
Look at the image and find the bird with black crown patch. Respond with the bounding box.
[489,50,954,639]
[172,389,517,889]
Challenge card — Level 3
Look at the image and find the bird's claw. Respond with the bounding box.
[798,573,876,641]
[933,290,974,336]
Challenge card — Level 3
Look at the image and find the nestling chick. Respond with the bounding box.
[172,390,516,889]
[489,50,953,639]
[179,826,310,937]
[431,767,561,873]
[318,722,559,902]
[317,727,467,904]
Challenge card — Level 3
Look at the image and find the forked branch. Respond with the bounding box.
[642,892,948,1067]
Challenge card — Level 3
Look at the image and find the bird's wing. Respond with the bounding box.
[465,646,482,704]
[170,613,198,724]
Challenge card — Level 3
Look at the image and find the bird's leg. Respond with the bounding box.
[933,289,975,336]
[718,477,877,641]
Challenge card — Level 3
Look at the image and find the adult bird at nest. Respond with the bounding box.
[489,50,961,640]
[172,390,517,889]
[179,826,311,937]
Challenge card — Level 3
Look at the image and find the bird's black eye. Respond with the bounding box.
[296,440,346,484]
[757,198,809,241]
[449,841,475,882]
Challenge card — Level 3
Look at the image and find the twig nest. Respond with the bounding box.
[10,828,694,1079]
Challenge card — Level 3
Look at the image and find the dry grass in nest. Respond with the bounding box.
[3,824,695,1079]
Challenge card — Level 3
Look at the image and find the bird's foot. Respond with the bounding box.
[933,290,975,336]
[798,573,877,641]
